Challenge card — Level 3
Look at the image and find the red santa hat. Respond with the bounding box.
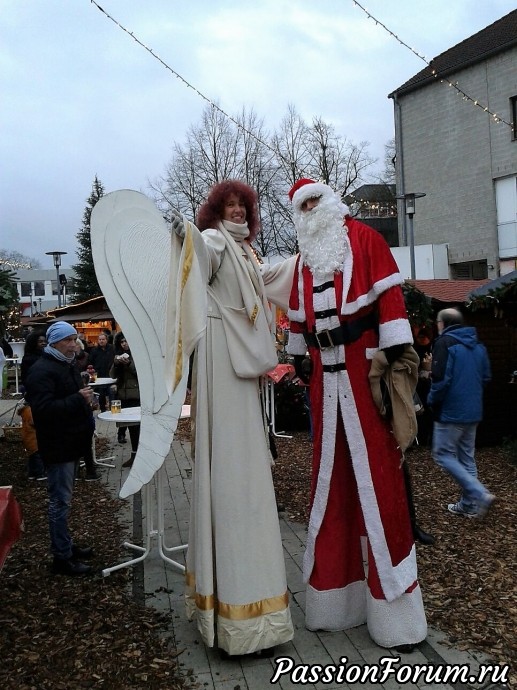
[288,178,335,212]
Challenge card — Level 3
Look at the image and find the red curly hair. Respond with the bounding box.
[195,180,260,242]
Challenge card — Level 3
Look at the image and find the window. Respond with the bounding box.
[20,282,32,297]
[450,260,488,280]
[511,96,517,141]
[34,281,45,296]
[51,280,58,296]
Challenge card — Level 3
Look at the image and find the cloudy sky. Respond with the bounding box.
[1,0,515,268]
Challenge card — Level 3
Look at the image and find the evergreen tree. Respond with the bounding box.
[0,266,19,338]
[70,176,105,303]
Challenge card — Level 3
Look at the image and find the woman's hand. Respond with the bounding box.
[171,208,185,238]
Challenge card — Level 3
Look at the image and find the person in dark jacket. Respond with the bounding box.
[25,321,96,576]
[110,332,140,467]
[89,332,115,411]
[428,308,494,518]
[19,330,47,480]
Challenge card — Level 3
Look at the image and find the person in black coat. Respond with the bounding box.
[25,322,96,576]
[19,330,47,479]
[89,332,115,411]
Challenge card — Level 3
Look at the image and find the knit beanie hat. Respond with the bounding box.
[46,321,77,345]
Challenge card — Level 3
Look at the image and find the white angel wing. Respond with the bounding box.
[90,190,206,498]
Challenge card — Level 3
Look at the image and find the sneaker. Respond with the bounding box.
[52,557,93,576]
[476,493,496,518]
[85,472,101,481]
[447,502,477,518]
[29,474,47,481]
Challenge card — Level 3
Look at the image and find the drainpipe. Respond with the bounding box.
[393,94,407,247]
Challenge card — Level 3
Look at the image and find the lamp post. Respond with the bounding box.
[395,192,426,280]
[46,251,67,308]
[38,297,43,314]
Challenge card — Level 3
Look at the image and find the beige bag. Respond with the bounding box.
[210,289,278,379]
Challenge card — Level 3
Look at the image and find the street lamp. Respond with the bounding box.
[395,192,426,280]
[46,251,67,308]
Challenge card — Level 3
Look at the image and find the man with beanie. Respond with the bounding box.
[278,179,427,650]
[25,321,96,576]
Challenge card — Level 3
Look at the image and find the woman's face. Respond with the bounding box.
[120,339,129,351]
[223,193,246,224]
[37,336,47,350]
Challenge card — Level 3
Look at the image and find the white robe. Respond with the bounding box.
[185,225,294,655]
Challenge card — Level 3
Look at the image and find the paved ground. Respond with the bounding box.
[0,396,506,690]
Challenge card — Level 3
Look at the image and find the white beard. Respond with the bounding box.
[296,194,349,280]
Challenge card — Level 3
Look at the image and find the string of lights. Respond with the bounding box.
[0,258,32,270]
[352,0,514,129]
[89,0,285,163]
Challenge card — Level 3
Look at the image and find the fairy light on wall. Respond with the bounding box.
[352,0,514,129]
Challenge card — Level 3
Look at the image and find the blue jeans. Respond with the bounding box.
[47,461,77,559]
[432,421,486,511]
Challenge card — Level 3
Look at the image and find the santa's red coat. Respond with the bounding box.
[288,217,418,605]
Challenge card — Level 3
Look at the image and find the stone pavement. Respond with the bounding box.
[0,397,506,690]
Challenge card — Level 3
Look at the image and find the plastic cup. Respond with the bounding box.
[111,400,121,414]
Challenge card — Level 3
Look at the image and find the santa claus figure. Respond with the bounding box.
[286,178,427,650]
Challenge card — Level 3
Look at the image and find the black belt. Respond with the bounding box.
[303,311,378,350]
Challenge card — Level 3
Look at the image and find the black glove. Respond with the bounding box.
[382,344,406,365]
[294,355,311,384]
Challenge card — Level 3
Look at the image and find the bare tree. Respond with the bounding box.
[149,103,377,259]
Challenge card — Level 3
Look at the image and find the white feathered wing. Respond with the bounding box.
[90,190,207,498]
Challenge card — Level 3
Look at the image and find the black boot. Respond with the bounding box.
[402,461,435,546]
[52,557,93,576]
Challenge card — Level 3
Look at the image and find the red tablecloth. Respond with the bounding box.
[0,487,23,572]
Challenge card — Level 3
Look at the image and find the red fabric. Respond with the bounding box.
[0,487,23,572]
[266,364,295,384]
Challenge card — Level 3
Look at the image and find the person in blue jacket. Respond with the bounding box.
[428,308,494,518]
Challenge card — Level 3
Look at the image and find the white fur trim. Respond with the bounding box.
[302,371,339,582]
[365,347,379,360]
[305,580,367,631]
[337,378,416,602]
[366,583,427,648]
[287,260,306,323]
[286,331,307,356]
[341,272,404,315]
[291,182,333,212]
[378,318,413,350]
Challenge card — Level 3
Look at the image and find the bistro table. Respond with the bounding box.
[98,405,190,577]
[90,378,118,467]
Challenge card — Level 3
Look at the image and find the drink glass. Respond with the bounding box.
[111,400,122,414]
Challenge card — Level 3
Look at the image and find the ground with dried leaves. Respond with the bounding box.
[273,433,517,685]
[0,437,189,690]
[1,422,516,688]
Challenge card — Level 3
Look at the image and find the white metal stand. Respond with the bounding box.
[100,405,190,577]
[261,377,292,439]
[6,359,22,396]
[92,431,116,468]
[102,464,187,577]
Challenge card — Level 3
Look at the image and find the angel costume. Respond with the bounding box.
[184,219,294,655]
[283,179,427,649]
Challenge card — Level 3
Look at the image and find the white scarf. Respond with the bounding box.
[217,220,272,327]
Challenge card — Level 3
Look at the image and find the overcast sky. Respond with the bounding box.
[1,0,515,268]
